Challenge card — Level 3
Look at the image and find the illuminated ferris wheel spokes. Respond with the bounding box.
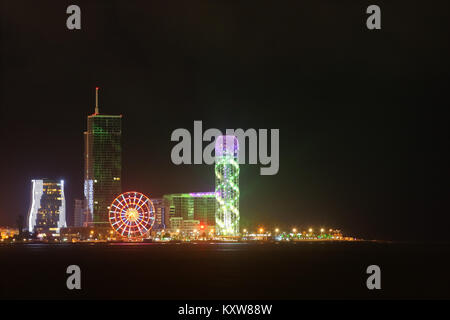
[109,191,155,239]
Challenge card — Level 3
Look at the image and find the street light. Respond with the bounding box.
[320,228,325,233]
[308,228,313,233]
[259,228,264,234]
[275,228,279,233]
[292,228,297,233]
[243,228,247,233]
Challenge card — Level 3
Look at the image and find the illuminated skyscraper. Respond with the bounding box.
[84,87,122,226]
[27,179,66,233]
[215,135,240,236]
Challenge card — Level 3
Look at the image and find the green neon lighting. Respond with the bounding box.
[215,136,240,236]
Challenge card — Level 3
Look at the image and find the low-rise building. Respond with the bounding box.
[0,227,19,240]
[163,192,216,230]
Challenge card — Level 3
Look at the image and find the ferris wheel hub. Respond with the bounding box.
[125,208,139,221]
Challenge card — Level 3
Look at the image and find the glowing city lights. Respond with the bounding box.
[215,136,240,236]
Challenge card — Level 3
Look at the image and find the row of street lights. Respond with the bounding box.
[243,228,333,234]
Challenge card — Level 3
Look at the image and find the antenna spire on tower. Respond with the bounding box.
[95,87,99,114]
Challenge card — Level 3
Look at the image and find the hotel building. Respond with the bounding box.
[163,192,216,230]
[27,179,66,234]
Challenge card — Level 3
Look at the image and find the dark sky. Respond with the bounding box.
[1,0,449,241]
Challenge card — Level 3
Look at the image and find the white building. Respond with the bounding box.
[28,179,66,234]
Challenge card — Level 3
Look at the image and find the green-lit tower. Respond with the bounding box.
[215,135,240,236]
[84,87,122,226]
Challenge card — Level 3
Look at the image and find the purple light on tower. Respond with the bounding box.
[215,135,239,158]
[189,192,216,197]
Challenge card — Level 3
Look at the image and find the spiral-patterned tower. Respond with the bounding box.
[215,135,240,236]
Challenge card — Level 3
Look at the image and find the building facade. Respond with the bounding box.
[169,217,183,231]
[150,198,166,230]
[192,192,216,226]
[27,179,66,234]
[73,199,88,227]
[163,193,216,229]
[168,218,201,235]
[84,92,122,227]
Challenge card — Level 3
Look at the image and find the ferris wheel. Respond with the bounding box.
[109,191,155,239]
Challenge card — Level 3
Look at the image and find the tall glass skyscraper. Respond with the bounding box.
[27,179,66,233]
[84,88,122,226]
[215,136,240,236]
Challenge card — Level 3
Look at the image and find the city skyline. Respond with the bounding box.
[8,88,355,239]
[1,0,450,304]
[1,1,449,242]
[11,89,355,239]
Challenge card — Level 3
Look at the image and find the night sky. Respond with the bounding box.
[1,0,449,241]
